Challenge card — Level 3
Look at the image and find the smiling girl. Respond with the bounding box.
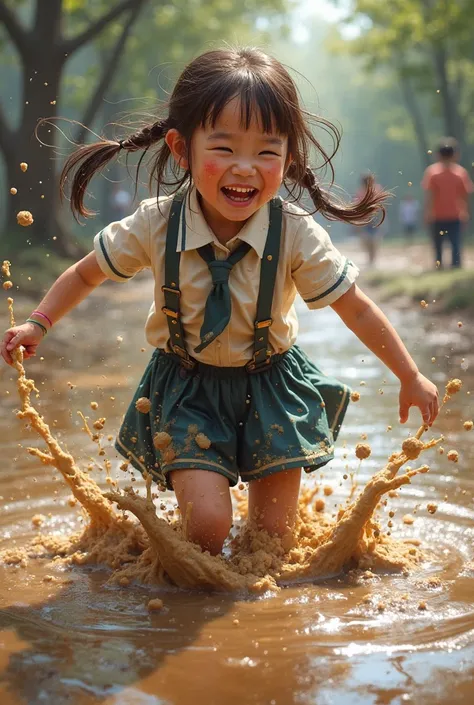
[1,47,439,555]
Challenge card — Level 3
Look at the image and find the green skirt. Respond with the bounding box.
[115,345,350,488]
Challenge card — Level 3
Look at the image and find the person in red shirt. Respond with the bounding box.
[422,137,473,268]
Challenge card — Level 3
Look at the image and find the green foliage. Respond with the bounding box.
[273,21,427,201]
[327,0,474,161]
[0,0,292,246]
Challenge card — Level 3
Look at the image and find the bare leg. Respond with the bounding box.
[170,469,232,555]
[248,468,301,536]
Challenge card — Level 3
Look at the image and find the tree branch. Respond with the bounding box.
[75,3,144,144]
[62,0,142,56]
[0,1,27,56]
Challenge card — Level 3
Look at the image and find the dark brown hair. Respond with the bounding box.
[438,136,458,159]
[59,47,388,224]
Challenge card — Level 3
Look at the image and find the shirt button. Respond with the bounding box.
[216,340,222,348]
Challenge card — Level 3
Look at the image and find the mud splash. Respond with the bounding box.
[1,286,457,594]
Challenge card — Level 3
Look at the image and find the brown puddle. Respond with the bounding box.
[1,258,474,705]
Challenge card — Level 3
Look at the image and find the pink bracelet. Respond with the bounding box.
[31,310,53,328]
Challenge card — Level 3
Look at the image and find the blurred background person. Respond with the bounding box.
[399,193,420,245]
[422,137,473,269]
[356,173,384,267]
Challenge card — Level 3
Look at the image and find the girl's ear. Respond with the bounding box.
[165,129,189,170]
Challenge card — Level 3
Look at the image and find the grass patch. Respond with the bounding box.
[364,268,474,312]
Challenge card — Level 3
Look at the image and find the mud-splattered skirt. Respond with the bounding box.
[115,345,350,488]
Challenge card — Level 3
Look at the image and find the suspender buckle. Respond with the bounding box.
[162,306,179,319]
[161,286,181,298]
[172,345,196,370]
[246,350,272,374]
[254,318,272,329]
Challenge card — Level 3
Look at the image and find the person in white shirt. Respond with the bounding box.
[399,194,420,244]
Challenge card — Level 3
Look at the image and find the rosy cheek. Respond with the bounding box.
[262,163,284,180]
[203,160,219,178]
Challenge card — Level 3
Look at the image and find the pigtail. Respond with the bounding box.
[301,168,388,227]
[58,119,169,219]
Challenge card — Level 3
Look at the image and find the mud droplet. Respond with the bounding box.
[153,431,172,450]
[402,437,424,460]
[162,448,176,463]
[355,442,372,460]
[147,598,164,611]
[16,210,34,227]
[135,397,151,414]
[195,433,211,450]
[445,379,462,396]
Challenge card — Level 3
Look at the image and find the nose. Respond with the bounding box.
[231,160,256,178]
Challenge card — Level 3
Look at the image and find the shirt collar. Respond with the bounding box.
[176,187,270,259]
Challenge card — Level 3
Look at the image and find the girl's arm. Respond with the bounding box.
[32,251,108,324]
[1,252,107,365]
[331,284,439,425]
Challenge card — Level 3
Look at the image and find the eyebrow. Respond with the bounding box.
[207,131,283,146]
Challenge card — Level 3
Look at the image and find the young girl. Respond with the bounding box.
[1,47,439,556]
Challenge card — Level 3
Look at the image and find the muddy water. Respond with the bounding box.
[1,268,473,705]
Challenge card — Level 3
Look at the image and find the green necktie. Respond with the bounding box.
[194,241,251,353]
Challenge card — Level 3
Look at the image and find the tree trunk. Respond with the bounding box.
[431,44,469,161]
[4,56,84,259]
[1,0,148,260]
[398,71,430,169]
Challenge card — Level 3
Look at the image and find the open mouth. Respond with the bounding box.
[221,186,258,204]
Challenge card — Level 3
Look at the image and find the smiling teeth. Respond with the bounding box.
[226,187,254,193]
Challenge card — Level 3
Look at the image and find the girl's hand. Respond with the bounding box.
[399,372,439,426]
[1,323,44,365]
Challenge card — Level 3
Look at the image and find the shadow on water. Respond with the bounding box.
[0,570,237,705]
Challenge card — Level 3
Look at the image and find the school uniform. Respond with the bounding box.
[94,187,359,488]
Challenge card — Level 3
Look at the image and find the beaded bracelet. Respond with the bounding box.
[26,318,48,336]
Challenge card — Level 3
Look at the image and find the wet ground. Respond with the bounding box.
[0,246,473,705]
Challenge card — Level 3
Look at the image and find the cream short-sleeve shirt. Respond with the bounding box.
[94,188,359,366]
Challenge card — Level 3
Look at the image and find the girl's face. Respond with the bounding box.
[166,98,289,238]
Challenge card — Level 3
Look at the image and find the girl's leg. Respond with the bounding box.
[248,468,301,536]
[170,469,233,555]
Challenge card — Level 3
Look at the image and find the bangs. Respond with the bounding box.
[198,73,295,136]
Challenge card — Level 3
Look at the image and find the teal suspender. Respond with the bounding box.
[162,192,283,372]
[161,190,196,369]
[247,197,283,372]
